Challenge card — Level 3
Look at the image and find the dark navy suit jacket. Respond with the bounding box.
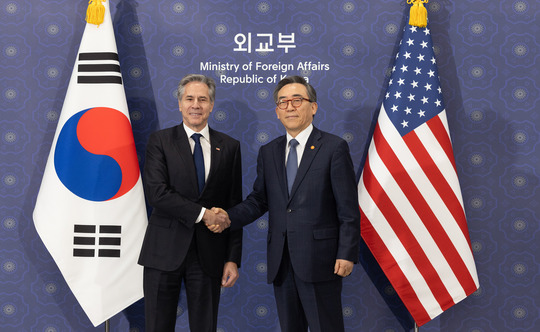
[138,124,243,278]
[228,126,360,283]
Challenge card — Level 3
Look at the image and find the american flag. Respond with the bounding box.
[358,23,479,326]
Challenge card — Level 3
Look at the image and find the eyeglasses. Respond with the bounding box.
[276,97,311,110]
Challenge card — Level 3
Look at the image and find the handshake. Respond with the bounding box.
[202,207,231,233]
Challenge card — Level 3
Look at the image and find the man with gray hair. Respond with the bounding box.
[138,74,242,331]
[212,75,360,332]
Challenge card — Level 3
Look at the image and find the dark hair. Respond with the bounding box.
[272,75,317,104]
[177,74,216,103]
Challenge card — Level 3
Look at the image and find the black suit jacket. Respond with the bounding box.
[138,124,242,278]
[228,127,360,283]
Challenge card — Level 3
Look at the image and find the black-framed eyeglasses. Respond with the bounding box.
[276,97,311,109]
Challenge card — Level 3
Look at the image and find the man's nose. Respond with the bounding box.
[286,101,296,111]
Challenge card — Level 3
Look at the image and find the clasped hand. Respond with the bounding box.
[203,207,231,233]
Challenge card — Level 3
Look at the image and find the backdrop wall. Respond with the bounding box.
[1,0,538,331]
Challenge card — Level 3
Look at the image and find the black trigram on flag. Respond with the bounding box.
[73,224,122,258]
[77,52,122,84]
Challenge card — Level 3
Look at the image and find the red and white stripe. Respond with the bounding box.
[358,104,479,326]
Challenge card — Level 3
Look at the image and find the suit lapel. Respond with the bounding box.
[206,128,223,188]
[289,128,322,200]
[272,136,288,199]
[172,125,199,195]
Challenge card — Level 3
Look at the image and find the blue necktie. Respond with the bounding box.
[192,133,205,194]
[286,139,299,195]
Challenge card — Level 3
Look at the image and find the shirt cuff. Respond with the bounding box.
[195,207,206,223]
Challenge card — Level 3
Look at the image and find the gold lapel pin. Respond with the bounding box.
[310,145,315,150]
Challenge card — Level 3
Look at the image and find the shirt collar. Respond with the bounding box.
[183,123,210,142]
[287,124,313,147]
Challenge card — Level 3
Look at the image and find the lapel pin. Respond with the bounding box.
[311,145,315,150]
[216,147,221,151]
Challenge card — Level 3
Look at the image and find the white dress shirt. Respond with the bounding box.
[285,124,313,166]
[183,123,211,223]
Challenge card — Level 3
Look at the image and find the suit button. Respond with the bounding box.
[282,232,286,237]
[286,209,292,213]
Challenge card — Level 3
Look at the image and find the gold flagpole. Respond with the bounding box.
[90,3,108,332]
[410,3,428,331]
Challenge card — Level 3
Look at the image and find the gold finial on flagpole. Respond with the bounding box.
[407,0,428,28]
[86,0,106,26]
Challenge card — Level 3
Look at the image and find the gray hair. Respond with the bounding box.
[177,74,216,103]
[272,75,317,104]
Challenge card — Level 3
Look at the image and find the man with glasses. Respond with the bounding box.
[211,76,360,332]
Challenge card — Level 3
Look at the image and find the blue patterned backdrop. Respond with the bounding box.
[1,0,539,331]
